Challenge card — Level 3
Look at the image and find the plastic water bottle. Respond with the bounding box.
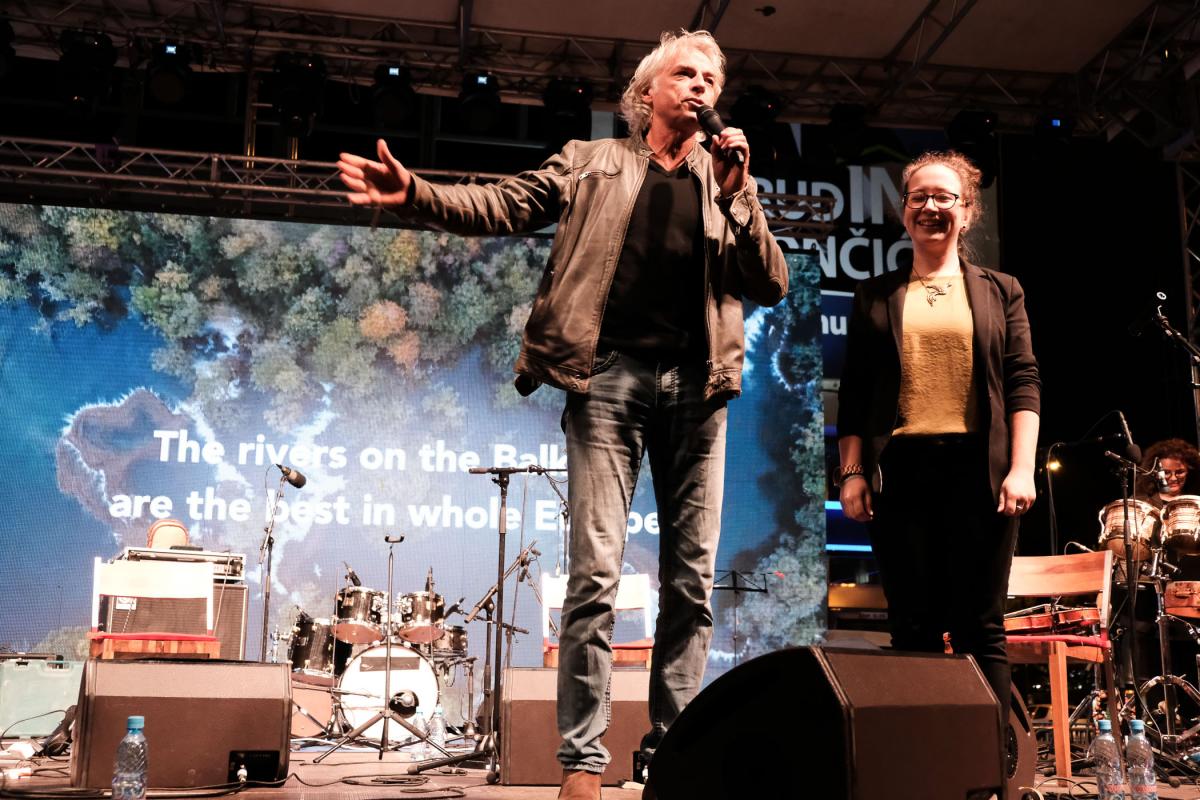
[409,711,427,758]
[1126,719,1158,800]
[112,715,147,800]
[427,705,447,755]
[1088,719,1127,800]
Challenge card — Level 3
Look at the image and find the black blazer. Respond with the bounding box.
[836,262,1041,502]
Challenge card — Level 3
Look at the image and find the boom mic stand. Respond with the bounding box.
[407,465,564,782]
[258,471,288,661]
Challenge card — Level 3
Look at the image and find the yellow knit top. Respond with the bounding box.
[893,273,980,436]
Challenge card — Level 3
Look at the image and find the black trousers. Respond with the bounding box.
[867,434,1019,723]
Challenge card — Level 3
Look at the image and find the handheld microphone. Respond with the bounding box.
[425,566,434,593]
[696,105,745,165]
[343,561,362,587]
[275,464,307,488]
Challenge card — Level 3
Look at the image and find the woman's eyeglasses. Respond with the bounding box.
[903,191,960,210]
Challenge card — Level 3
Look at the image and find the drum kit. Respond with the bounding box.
[1095,494,1200,751]
[283,565,475,746]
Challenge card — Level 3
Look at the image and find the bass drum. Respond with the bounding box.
[337,642,441,744]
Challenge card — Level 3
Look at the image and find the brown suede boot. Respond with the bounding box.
[557,769,602,800]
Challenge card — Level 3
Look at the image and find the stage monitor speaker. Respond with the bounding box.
[70,660,290,788]
[102,579,249,660]
[500,667,648,786]
[1007,689,1037,800]
[647,647,1004,800]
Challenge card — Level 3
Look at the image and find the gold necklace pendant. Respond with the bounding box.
[917,274,952,306]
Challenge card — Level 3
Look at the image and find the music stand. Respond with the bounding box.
[713,571,768,665]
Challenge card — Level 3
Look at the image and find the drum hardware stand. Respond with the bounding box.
[258,470,289,662]
[406,465,563,782]
[713,571,768,666]
[1116,552,1200,755]
[315,533,453,764]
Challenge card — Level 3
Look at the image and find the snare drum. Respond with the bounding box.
[288,617,350,685]
[431,624,468,657]
[395,591,445,644]
[333,586,385,644]
[1163,495,1200,553]
[1098,499,1159,561]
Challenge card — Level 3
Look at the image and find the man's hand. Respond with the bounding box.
[337,138,413,208]
[710,127,749,198]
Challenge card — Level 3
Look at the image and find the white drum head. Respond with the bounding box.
[337,642,440,744]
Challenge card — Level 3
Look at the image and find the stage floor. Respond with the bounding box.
[7,742,1200,799]
[9,748,644,800]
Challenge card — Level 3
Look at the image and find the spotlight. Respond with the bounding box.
[1035,112,1074,146]
[731,86,782,130]
[57,30,117,114]
[372,64,417,128]
[542,77,592,151]
[271,52,326,137]
[459,70,500,133]
[543,78,592,119]
[0,19,13,81]
[946,108,997,188]
[146,41,194,105]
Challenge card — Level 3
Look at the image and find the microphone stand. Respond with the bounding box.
[315,533,453,764]
[258,472,288,662]
[1105,448,1153,727]
[407,465,562,782]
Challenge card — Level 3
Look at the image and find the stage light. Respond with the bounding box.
[146,40,194,106]
[1035,112,1074,146]
[0,19,13,81]
[543,78,592,118]
[731,86,782,130]
[271,52,326,137]
[1047,459,1062,472]
[372,64,417,128]
[57,30,117,114]
[459,70,500,133]
[946,108,997,188]
[542,78,592,151]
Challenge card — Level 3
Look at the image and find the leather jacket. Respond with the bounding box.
[404,136,789,400]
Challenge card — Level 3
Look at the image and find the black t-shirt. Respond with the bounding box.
[597,159,706,359]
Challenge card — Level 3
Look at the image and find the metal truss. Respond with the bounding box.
[0,136,834,237]
[0,0,1159,132]
[1177,161,1200,442]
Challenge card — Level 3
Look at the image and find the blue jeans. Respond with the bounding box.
[556,351,727,773]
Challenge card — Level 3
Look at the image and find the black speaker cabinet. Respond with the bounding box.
[648,647,1004,800]
[1007,689,1037,800]
[102,580,249,660]
[500,667,648,786]
[70,660,290,788]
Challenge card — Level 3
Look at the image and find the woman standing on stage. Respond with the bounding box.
[835,151,1041,722]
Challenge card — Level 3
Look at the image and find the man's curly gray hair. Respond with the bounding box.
[619,30,726,146]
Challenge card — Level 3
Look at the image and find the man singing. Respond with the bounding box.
[337,29,787,799]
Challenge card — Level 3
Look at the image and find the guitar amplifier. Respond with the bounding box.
[101,579,248,660]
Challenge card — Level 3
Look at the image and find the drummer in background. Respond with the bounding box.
[1137,438,1200,508]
